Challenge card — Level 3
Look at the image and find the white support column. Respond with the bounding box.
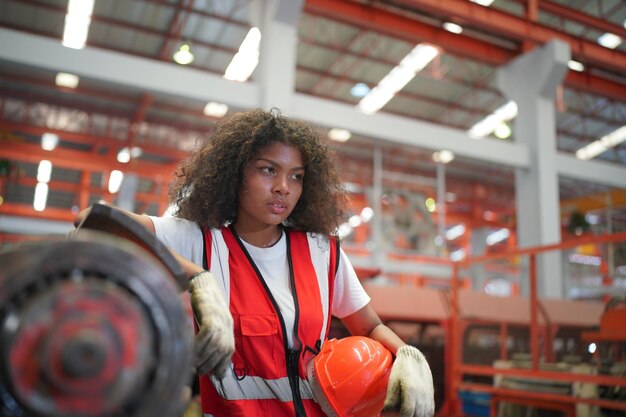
[497,40,570,298]
[469,227,489,291]
[116,173,139,212]
[254,0,303,112]
[372,145,385,267]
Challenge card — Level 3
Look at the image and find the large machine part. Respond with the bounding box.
[0,228,193,417]
[74,203,186,288]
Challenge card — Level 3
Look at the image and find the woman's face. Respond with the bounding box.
[236,142,304,231]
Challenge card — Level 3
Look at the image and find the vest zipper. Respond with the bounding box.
[232,227,307,417]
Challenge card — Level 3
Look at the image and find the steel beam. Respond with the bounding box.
[532,0,626,38]
[0,121,188,161]
[304,0,513,65]
[292,93,531,168]
[304,0,626,102]
[389,0,626,73]
[556,153,626,190]
[2,28,624,189]
[0,203,76,222]
[0,142,177,177]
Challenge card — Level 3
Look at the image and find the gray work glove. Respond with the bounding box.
[384,345,435,417]
[189,271,235,378]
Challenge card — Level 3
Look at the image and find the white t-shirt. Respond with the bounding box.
[149,216,370,347]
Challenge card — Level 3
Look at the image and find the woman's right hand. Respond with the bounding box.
[188,271,235,378]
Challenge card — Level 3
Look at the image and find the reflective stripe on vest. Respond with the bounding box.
[209,371,314,401]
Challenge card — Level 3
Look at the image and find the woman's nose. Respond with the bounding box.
[273,175,289,194]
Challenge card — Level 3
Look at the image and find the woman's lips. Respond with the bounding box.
[268,201,287,214]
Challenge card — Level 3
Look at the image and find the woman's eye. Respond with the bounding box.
[260,166,275,174]
[290,173,304,181]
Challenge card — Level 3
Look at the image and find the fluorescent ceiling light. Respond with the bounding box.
[360,207,374,222]
[67,0,95,16]
[62,0,94,49]
[567,60,584,72]
[432,150,454,164]
[470,0,495,6]
[108,170,124,194]
[328,128,352,142]
[486,228,509,245]
[336,223,353,239]
[425,197,436,212]
[443,22,463,34]
[224,27,261,82]
[446,224,466,240]
[597,33,622,49]
[469,100,518,139]
[41,133,59,151]
[358,44,439,114]
[348,214,362,228]
[450,248,466,262]
[173,43,194,65]
[568,253,602,266]
[116,146,142,163]
[129,146,143,158]
[55,72,79,88]
[33,183,49,212]
[494,122,512,139]
[203,101,229,117]
[576,125,626,160]
[117,148,131,163]
[350,83,370,97]
[37,160,52,183]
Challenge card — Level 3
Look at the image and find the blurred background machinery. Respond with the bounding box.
[0,215,193,417]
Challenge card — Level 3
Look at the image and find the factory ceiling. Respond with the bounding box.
[0,0,625,239]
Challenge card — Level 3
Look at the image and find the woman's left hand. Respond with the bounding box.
[383,345,435,417]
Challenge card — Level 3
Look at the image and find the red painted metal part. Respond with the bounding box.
[582,308,626,342]
[8,177,164,206]
[8,282,149,415]
[0,203,77,222]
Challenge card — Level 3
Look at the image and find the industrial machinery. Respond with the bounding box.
[0,205,193,417]
[583,296,626,416]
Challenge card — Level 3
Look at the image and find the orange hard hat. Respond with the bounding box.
[307,336,393,417]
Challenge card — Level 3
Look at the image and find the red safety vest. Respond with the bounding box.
[198,226,339,417]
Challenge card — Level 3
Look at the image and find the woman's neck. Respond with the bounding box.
[233,224,282,248]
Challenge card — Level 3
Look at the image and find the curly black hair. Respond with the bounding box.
[169,109,349,235]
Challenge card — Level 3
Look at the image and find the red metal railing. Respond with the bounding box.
[444,230,626,416]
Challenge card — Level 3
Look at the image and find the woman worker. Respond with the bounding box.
[76,109,434,417]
